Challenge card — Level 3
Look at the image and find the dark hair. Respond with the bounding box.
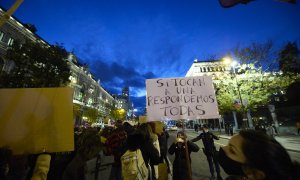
[0,147,12,176]
[202,124,208,129]
[127,132,143,151]
[148,122,156,133]
[239,130,300,180]
[77,129,102,159]
[137,123,152,141]
[177,131,186,138]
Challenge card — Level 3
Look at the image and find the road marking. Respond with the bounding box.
[215,142,225,146]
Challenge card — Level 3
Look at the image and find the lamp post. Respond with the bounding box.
[231,61,249,128]
[223,57,248,129]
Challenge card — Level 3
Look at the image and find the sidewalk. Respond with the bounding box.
[187,129,300,153]
[218,134,300,153]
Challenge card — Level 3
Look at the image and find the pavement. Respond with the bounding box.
[186,128,300,153]
[219,134,300,153]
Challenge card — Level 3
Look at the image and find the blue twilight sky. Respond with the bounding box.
[1,0,300,114]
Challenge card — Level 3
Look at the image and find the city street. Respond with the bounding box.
[0,2,300,180]
[167,129,300,180]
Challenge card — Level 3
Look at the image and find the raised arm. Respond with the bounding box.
[212,133,220,140]
[191,134,202,142]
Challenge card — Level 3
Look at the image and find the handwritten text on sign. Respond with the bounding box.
[146,76,220,121]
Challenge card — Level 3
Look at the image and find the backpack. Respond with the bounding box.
[121,149,149,180]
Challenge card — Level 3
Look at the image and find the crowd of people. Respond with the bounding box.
[1,120,300,180]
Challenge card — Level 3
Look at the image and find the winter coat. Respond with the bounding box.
[191,131,219,154]
[158,131,169,157]
[140,137,160,166]
[62,155,85,180]
[168,141,199,180]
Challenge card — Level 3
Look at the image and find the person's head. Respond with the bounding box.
[202,124,209,132]
[148,121,164,136]
[123,121,135,133]
[77,129,102,160]
[127,132,143,151]
[219,129,300,180]
[137,123,153,141]
[177,131,186,139]
[115,120,123,128]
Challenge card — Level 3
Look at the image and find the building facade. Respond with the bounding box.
[0,7,115,125]
[186,59,231,79]
[67,54,115,125]
[0,7,48,72]
[185,59,231,128]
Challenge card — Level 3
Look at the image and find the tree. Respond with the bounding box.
[0,40,70,88]
[278,42,300,74]
[286,81,300,105]
[83,107,101,124]
[217,41,300,128]
[73,104,81,117]
[110,108,126,121]
[215,76,237,114]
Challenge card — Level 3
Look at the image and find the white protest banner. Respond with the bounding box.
[0,87,74,155]
[146,76,220,121]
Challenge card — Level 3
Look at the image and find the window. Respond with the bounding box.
[0,31,4,42]
[7,38,14,46]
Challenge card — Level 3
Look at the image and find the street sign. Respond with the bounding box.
[146,76,220,121]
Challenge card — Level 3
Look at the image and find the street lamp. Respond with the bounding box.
[223,57,248,129]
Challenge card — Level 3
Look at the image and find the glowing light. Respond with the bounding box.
[223,56,232,64]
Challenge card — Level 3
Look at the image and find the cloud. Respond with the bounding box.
[143,72,156,79]
[84,58,150,112]
[130,95,146,114]
[111,62,139,79]
[71,16,190,113]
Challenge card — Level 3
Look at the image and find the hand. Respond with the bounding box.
[176,137,184,143]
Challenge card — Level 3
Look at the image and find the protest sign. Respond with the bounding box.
[146,76,220,121]
[0,87,74,154]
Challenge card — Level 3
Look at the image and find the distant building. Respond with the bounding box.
[122,86,129,98]
[186,59,231,79]
[185,59,231,128]
[113,86,133,120]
